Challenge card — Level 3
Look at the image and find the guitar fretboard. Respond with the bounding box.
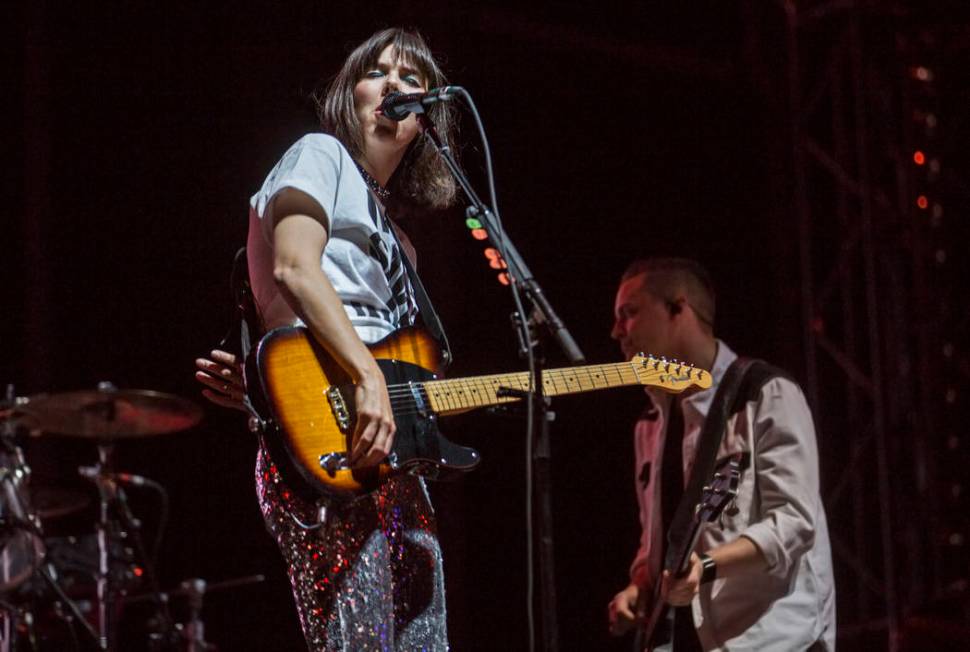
[422,362,644,413]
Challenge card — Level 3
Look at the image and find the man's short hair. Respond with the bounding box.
[621,257,716,329]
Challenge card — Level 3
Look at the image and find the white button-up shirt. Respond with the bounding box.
[631,340,836,651]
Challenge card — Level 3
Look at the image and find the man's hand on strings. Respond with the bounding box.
[662,552,703,606]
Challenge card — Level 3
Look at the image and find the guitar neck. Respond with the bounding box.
[421,362,643,413]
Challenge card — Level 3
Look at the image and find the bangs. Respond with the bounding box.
[353,29,442,87]
[315,27,458,208]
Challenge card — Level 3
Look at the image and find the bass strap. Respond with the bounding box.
[663,356,758,571]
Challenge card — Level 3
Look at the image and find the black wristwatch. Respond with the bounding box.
[699,553,717,584]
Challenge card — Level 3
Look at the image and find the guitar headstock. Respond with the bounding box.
[630,354,713,393]
[695,454,743,524]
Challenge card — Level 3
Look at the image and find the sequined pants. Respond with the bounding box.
[256,446,448,651]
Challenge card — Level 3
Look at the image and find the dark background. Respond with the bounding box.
[6,2,875,650]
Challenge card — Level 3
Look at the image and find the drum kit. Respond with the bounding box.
[0,383,262,651]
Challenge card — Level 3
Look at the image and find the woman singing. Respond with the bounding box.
[197,27,457,650]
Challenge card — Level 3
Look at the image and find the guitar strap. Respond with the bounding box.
[663,356,758,571]
[220,247,263,360]
[384,215,453,368]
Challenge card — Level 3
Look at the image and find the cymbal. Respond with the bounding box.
[30,486,92,520]
[18,389,202,439]
[124,573,265,604]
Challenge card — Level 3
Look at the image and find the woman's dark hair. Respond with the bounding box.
[315,28,458,209]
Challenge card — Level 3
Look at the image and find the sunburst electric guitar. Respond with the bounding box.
[247,325,712,498]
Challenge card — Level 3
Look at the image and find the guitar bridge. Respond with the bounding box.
[326,386,352,433]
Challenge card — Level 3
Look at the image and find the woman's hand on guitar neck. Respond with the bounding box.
[195,350,248,413]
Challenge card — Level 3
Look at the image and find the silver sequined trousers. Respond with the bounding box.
[255,446,448,651]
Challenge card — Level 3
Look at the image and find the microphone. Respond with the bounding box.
[379,86,461,121]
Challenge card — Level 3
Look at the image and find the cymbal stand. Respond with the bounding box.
[1,387,98,648]
[128,573,264,651]
[179,578,212,652]
[80,444,175,651]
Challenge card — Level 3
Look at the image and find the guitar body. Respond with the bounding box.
[248,325,480,499]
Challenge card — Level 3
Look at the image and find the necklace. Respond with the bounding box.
[353,161,390,201]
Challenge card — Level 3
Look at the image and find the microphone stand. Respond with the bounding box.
[418,112,584,652]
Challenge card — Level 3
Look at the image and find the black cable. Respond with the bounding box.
[455,87,538,652]
[140,478,170,569]
[114,478,175,647]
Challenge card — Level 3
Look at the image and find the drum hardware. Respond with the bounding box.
[79,442,180,651]
[1,386,98,650]
[7,383,204,651]
[124,574,265,652]
[0,387,45,595]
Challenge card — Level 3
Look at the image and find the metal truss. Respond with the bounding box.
[780,2,923,650]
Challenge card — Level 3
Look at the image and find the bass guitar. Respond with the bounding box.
[632,454,742,651]
[248,325,712,498]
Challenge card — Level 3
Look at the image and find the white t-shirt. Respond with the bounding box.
[247,134,417,343]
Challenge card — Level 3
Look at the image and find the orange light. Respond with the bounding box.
[484,248,507,269]
[471,228,488,241]
[913,151,925,165]
[917,195,929,209]
[911,66,934,82]
[497,272,510,286]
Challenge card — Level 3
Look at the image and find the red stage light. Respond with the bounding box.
[913,151,926,165]
[911,66,934,82]
[917,195,929,209]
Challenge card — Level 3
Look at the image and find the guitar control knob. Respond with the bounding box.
[319,453,349,477]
